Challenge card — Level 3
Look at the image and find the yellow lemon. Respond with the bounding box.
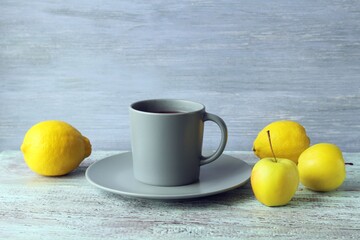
[298,143,346,192]
[21,120,92,176]
[253,120,310,164]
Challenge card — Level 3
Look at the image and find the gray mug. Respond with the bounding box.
[129,99,228,186]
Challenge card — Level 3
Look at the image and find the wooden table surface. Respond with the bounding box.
[0,151,359,239]
[1,0,360,153]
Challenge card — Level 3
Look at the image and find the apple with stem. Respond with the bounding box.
[251,130,299,207]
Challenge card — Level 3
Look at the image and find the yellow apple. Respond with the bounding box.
[298,143,346,192]
[251,157,299,207]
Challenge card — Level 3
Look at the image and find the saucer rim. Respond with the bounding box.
[85,152,251,200]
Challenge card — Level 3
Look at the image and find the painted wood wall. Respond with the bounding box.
[1,0,359,152]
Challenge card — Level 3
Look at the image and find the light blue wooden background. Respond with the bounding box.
[1,0,359,152]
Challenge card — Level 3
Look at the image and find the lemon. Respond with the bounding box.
[298,143,346,192]
[20,120,92,176]
[253,120,310,164]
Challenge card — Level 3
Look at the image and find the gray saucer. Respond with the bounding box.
[85,152,251,200]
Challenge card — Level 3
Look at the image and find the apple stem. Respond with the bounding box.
[267,130,277,163]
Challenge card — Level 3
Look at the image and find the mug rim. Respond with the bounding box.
[130,99,205,115]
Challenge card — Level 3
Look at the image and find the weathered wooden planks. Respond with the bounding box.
[0,151,359,239]
[1,0,360,152]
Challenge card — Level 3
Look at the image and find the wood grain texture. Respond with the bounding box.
[1,0,360,152]
[0,151,359,239]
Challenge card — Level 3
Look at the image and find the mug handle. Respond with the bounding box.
[200,112,228,166]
